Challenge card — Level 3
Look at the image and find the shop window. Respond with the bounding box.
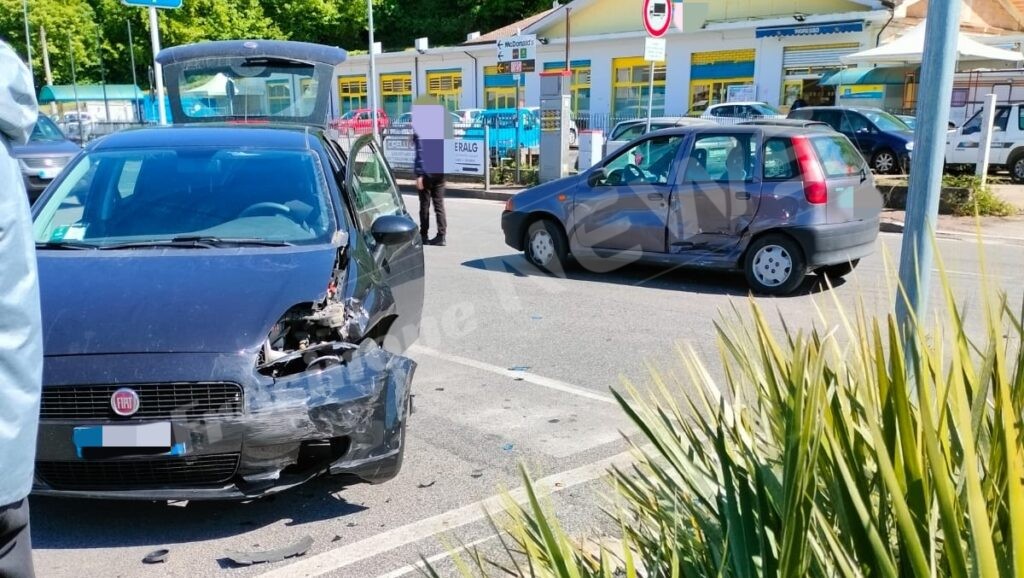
[380,73,412,120]
[338,75,368,114]
[427,71,462,112]
[267,80,291,115]
[484,66,518,110]
[544,61,592,117]
[612,57,666,119]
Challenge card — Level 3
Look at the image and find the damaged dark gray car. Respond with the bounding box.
[30,40,424,500]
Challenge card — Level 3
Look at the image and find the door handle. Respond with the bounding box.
[647,192,665,201]
[735,191,751,200]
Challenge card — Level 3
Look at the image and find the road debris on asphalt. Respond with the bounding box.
[142,549,169,564]
[223,536,314,566]
[417,481,436,488]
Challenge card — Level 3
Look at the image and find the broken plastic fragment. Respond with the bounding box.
[143,549,169,564]
[224,536,314,566]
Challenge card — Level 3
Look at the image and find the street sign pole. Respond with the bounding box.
[895,0,963,335]
[22,0,33,82]
[515,73,521,184]
[128,20,141,122]
[148,7,167,125]
[645,62,654,133]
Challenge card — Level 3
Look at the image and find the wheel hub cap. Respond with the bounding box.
[753,245,793,288]
[530,231,555,265]
[876,153,894,172]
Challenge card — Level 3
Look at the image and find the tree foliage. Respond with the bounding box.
[1,0,563,88]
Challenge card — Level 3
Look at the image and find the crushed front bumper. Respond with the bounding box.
[32,343,415,501]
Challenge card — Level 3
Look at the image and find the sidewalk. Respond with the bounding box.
[880,209,1024,243]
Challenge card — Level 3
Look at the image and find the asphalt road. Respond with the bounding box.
[30,195,1024,578]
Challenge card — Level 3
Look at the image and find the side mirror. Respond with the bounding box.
[371,214,419,246]
[587,167,608,187]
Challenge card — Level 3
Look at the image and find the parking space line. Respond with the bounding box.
[410,345,618,406]
[374,535,499,578]
[256,450,635,578]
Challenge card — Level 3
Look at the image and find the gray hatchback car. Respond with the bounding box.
[501,126,882,295]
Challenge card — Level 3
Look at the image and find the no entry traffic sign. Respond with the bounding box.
[643,0,672,38]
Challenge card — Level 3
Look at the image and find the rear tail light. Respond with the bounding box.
[792,136,828,205]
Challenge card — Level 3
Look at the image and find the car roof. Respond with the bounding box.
[613,117,713,128]
[710,101,768,107]
[648,125,839,139]
[88,126,319,151]
[797,106,883,113]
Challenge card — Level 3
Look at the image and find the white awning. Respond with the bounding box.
[840,21,1024,65]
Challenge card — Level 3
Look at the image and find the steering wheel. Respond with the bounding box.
[624,163,645,183]
[238,202,294,220]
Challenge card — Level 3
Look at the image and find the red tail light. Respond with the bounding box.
[792,136,827,205]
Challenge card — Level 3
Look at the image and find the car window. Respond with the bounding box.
[789,109,812,121]
[684,134,757,182]
[810,136,866,178]
[840,112,871,134]
[763,138,798,180]
[612,123,646,141]
[962,107,1011,135]
[711,106,732,117]
[33,148,336,246]
[862,110,911,132]
[595,135,684,186]
[349,143,405,231]
[31,117,66,142]
[752,103,782,116]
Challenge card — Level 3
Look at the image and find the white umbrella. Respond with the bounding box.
[840,21,1024,65]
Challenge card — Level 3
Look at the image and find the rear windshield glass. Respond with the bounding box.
[178,65,319,120]
[810,136,866,178]
[862,110,911,132]
[31,116,66,142]
[33,147,336,246]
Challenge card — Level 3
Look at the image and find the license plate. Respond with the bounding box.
[73,422,172,451]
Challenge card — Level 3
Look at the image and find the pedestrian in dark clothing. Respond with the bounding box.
[413,132,447,246]
[791,98,807,111]
[0,40,43,578]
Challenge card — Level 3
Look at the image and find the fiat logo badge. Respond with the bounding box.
[111,388,140,417]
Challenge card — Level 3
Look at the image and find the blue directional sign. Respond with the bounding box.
[121,0,183,9]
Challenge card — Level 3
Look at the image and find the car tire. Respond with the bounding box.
[872,149,899,174]
[524,219,569,274]
[1009,150,1024,184]
[744,234,807,296]
[820,259,859,281]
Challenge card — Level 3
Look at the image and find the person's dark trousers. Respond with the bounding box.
[418,175,447,240]
[0,499,34,578]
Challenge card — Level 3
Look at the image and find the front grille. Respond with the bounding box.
[36,453,240,490]
[40,383,243,420]
[21,156,69,169]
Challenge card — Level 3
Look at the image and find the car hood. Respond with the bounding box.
[39,247,338,356]
[11,140,80,157]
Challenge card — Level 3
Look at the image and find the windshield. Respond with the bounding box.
[752,103,782,116]
[178,65,319,120]
[31,116,66,142]
[862,110,911,132]
[33,147,337,248]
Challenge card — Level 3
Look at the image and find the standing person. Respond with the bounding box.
[0,41,43,578]
[791,97,808,111]
[413,131,447,246]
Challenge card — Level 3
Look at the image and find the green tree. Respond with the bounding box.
[262,0,366,48]
[0,0,100,85]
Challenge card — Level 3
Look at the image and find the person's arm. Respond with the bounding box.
[413,134,425,190]
[0,43,37,145]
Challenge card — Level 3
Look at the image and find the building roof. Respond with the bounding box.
[462,6,561,45]
[39,84,145,104]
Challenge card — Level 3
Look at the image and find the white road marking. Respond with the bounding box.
[257,450,635,578]
[410,345,618,406]
[374,535,499,578]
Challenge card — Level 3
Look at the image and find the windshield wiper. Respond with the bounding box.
[35,241,100,250]
[100,236,294,250]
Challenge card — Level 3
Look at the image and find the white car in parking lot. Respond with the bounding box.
[702,102,785,124]
[945,103,1024,182]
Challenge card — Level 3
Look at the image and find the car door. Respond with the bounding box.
[667,131,762,256]
[345,136,424,349]
[573,133,686,253]
[838,111,878,157]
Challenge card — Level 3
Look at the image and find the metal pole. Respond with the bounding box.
[645,61,654,134]
[895,2,963,332]
[128,20,141,122]
[96,28,111,123]
[975,93,997,186]
[368,0,379,143]
[22,0,33,81]
[515,73,521,184]
[148,7,167,125]
[484,124,491,191]
[69,36,82,139]
[40,24,56,115]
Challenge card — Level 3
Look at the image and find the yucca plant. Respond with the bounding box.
[424,264,1024,578]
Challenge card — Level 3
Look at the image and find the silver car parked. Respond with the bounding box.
[501,125,882,295]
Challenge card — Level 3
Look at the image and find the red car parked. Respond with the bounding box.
[330,108,389,135]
